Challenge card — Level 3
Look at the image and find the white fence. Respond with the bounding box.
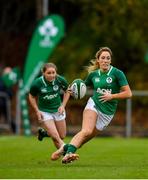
[1,90,148,137]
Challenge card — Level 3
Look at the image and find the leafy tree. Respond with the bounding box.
[51,0,148,90]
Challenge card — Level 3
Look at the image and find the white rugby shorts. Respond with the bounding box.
[39,111,66,122]
[84,98,114,131]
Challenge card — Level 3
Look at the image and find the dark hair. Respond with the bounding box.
[41,63,57,73]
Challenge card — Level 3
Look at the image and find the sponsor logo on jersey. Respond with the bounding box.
[43,93,58,99]
[53,85,59,91]
[96,88,112,94]
[95,77,100,82]
[106,77,112,83]
[41,88,48,93]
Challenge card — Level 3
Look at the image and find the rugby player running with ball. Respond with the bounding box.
[51,47,132,164]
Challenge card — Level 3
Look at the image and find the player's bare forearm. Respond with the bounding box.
[62,91,71,108]
[99,85,132,102]
[112,91,132,99]
[112,85,132,100]
[28,93,39,113]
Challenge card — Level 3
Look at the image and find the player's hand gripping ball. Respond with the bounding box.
[70,79,87,99]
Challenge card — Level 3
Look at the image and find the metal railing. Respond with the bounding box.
[126,90,148,137]
[1,90,148,137]
[87,90,148,137]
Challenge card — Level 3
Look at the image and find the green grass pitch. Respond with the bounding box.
[0,136,148,179]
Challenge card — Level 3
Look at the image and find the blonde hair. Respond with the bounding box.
[41,63,57,73]
[86,47,112,73]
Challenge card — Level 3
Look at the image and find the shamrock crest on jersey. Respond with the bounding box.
[106,77,112,83]
[53,85,59,91]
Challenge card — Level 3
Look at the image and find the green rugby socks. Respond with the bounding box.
[63,144,77,155]
[63,144,69,152]
[66,144,77,154]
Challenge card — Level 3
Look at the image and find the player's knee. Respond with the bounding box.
[81,129,93,137]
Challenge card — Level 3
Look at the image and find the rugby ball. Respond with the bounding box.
[70,79,87,99]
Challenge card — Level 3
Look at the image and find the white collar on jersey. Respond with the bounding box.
[98,65,113,76]
[41,76,55,87]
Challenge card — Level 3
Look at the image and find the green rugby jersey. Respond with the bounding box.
[29,75,68,113]
[85,66,128,115]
